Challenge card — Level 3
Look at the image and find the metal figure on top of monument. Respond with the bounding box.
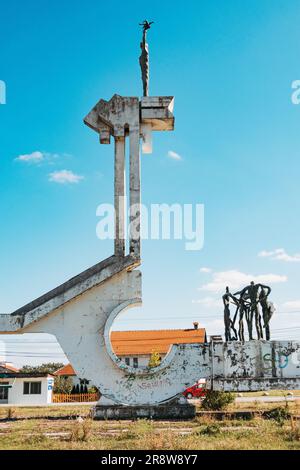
[222,282,275,341]
[139,20,154,96]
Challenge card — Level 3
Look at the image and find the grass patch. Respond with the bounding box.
[0,404,300,450]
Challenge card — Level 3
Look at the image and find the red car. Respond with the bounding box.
[183,381,207,399]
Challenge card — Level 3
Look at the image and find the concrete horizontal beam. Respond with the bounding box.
[0,255,140,333]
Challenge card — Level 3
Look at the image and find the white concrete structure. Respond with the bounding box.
[0,91,300,417]
[0,374,53,405]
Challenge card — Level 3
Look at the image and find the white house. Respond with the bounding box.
[0,364,54,405]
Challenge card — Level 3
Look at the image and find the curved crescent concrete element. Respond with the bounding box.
[0,259,209,405]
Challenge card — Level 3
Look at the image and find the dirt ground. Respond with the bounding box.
[0,401,300,450]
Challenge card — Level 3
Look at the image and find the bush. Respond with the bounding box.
[69,419,92,442]
[264,406,291,425]
[201,390,235,411]
[53,376,73,394]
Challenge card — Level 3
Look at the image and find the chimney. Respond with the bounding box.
[193,322,199,330]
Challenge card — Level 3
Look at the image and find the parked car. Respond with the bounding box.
[183,380,207,399]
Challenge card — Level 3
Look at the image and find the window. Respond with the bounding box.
[0,383,9,401]
[125,358,130,366]
[23,381,42,395]
[133,358,138,368]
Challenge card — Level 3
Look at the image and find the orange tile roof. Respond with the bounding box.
[111,328,207,356]
[55,328,206,375]
[0,363,19,373]
[54,363,76,376]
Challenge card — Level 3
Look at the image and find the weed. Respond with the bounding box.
[287,416,300,442]
[196,424,222,436]
[6,408,16,420]
[69,419,92,442]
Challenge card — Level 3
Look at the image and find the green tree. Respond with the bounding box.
[53,376,73,394]
[148,351,161,368]
[20,363,64,375]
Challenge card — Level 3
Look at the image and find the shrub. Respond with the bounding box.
[69,419,92,442]
[201,390,235,411]
[264,406,291,425]
[53,376,73,394]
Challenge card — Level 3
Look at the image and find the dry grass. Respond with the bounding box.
[0,403,300,450]
[236,390,300,398]
[0,405,92,421]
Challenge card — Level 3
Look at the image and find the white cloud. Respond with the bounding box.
[48,170,84,184]
[258,248,300,262]
[15,151,67,164]
[167,150,182,161]
[281,300,300,311]
[199,269,287,293]
[192,297,222,309]
[200,267,212,273]
[16,151,44,163]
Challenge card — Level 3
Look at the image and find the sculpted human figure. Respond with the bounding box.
[139,20,154,97]
[258,285,273,340]
[233,282,274,340]
[222,287,238,341]
[235,282,263,340]
[233,289,250,342]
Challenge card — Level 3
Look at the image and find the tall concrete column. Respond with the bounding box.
[84,94,174,259]
[129,126,141,258]
[114,136,126,257]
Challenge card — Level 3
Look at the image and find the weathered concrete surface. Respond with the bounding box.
[0,255,139,333]
[209,340,300,391]
[141,96,175,131]
[92,403,196,420]
[84,94,175,260]
[83,95,175,141]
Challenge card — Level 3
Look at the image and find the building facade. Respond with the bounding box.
[0,370,54,405]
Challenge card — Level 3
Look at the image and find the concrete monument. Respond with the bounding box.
[0,24,300,419]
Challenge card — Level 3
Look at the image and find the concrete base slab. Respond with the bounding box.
[91,403,196,420]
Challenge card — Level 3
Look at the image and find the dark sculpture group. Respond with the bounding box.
[223,282,275,342]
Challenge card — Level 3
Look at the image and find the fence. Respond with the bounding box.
[53,392,100,403]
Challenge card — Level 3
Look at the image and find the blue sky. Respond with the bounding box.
[1,0,300,366]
